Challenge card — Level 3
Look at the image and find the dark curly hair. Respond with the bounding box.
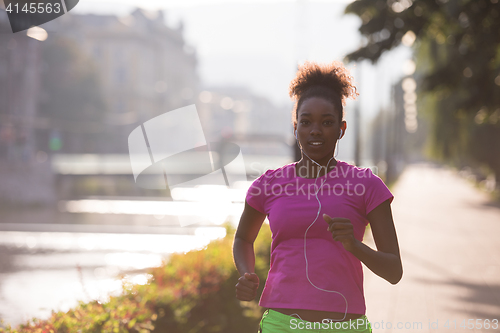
[289,61,358,125]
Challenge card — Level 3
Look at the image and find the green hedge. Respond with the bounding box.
[0,223,272,333]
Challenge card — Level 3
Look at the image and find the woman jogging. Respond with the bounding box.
[233,61,403,332]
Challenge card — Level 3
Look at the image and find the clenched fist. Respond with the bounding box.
[324,213,359,253]
[235,272,260,301]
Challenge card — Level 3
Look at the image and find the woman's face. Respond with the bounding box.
[294,96,346,163]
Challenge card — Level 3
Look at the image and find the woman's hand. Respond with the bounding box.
[323,214,359,253]
[235,272,260,301]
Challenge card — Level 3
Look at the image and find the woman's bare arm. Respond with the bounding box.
[351,199,403,284]
[233,201,267,301]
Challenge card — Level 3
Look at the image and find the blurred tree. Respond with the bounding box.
[344,0,500,188]
[38,36,108,153]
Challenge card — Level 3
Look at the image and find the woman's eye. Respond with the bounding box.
[300,120,309,125]
[324,121,333,125]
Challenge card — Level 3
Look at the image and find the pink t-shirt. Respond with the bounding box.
[246,161,393,315]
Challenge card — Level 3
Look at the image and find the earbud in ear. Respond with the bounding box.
[295,131,298,139]
[339,129,343,139]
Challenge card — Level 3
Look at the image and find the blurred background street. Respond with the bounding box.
[0,0,499,330]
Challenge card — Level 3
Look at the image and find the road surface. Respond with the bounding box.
[363,163,500,333]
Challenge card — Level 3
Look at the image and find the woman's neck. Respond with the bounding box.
[295,157,338,179]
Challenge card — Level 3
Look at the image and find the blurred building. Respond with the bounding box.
[53,9,200,154]
[0,8,200,204]
[0,10,55,205]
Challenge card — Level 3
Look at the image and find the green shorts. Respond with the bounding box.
[258,309,372,333]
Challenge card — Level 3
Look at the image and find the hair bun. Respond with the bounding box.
[289,61,358,125]
[289,61,358,104]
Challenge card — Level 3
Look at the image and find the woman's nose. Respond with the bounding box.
[310,125,322,135]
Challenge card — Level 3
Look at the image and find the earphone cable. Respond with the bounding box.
[295,135,348,322]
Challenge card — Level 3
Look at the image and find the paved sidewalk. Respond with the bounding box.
[363,163,500,333]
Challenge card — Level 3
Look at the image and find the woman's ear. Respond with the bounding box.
[340,121,347,139]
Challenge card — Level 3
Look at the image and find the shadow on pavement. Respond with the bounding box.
[401,250,500,319]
